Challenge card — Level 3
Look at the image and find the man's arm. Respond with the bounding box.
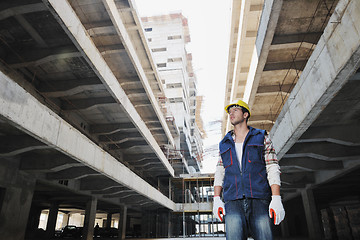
[264,134,285,225]
[264,134,281,188]
[214,185,223,196]
[271,184,280,196]
[213,159,225,221]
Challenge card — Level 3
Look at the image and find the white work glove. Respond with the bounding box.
[213,196,225,222]
[269,195,285,225]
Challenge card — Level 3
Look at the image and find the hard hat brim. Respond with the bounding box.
[225,101,251,117]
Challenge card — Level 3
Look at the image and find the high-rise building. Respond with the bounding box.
[142,13,204,173]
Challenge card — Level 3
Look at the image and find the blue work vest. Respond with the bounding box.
[219,127,271,202]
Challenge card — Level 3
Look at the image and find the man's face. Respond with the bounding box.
[228,106,246,125]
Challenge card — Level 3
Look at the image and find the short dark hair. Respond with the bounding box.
[240,107,250,122]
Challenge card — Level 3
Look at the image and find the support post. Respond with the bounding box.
[302,188,322,240]
[83,197,97,240]
[62,213,70,228]
[118,206,127,240]
[106,213,112,228]
[0,167,35,240]
[168,211,172,238]
[169,178,172,200]
[46,203,59,238]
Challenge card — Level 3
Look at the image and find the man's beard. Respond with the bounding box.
[231,117,245,126]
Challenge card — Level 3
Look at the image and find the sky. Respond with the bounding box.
[133,0,232,173]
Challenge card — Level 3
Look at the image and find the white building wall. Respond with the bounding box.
[142,14,202,171]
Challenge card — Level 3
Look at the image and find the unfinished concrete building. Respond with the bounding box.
[1,0,360,239]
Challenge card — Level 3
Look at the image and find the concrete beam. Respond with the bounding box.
[174,202,212,213]
[132,162,162,168]
[9,47,82,68]
[264,60,307,71]
[102,0,175,147]
[287,142,360,158]
[0,135,51,157]
[123,154,158,162]
[20,153,82,171]
[61,96,116,111]
[281,172,315,184]
[271,0,360,159]
[257,84,294,93]
[0,70,175,210]
[45,0,174,176]
[83,20,113,29]
[38,77,104,98]
[14,14,48,48]
[87,26,115,37]
[46,167,101,180]
[103,191,138,199]
[107,140,148,150]
[229,0,255,102]
[300,124,360,144]
[89,123,137,135]
[80,178,119,191]
[98,132,142,143]
[297,138,360,147]
[0,3,47,21]
[284,153,360,162]
[243,0,284,107]
[93,188,133,196]
[314,159,360,185]
[272,32,322,45]
[280,158,343,171]
[269,42,314,51]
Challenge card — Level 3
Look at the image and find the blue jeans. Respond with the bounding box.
[225,198,273,240]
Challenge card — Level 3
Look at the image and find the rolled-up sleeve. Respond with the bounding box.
[264,135,281,186]
[214,158,225,187]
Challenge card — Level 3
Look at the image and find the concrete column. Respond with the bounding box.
[302,188,321,239]
[169,178,172,200]
[168,211,172,238]
[82,197,97,240]
[155,212,159,237]
[62,214,70,228]
[46,203,59,238]
[0,170,35,240]
[106,213,112,228]
[141,211,150,238]
[118,206,127,240]
[26,206,42,234]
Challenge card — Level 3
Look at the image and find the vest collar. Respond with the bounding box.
[222,126,261,144]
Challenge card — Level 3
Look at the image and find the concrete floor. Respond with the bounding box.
[124,237,309,240]
[125,237,309,240]
[46,237,309,240]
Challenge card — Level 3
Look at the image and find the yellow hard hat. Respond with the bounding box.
[225,99,251,117]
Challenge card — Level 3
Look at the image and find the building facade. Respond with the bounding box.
[142,13,204,173]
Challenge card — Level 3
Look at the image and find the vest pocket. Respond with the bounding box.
[220,148,233,168]
[247,145,264,165]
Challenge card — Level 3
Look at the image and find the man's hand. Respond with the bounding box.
[269,195,285,225]
[213,196,225,222]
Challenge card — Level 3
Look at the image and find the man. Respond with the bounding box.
[213,100,285,240]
